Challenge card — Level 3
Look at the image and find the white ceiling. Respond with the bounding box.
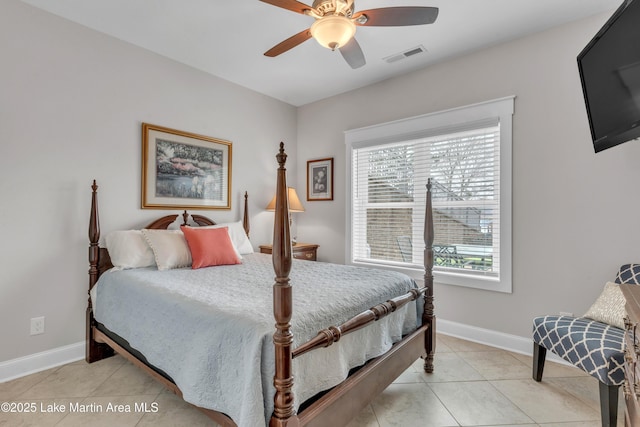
[20,0,621,106]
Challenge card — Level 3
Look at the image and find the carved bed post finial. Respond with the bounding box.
[423,178,436,373]
[270,142,298,427]
[182,210,189,226]
[276,141,287,167]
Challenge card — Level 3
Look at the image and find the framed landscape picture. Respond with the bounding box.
[142,123,232,209]
[306,157,333,201]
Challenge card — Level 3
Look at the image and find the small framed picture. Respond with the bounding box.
[142,123,232,210]
[306,157,333,201]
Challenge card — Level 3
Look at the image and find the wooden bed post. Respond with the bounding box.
[88,180,100,291]
[86,180,114,363]
[423,179,436,373]
[270,143,299,427]
[243,191,250,238]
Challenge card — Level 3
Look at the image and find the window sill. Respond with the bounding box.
[349,259,512,293]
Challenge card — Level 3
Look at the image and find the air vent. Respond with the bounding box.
[383,45,427,64]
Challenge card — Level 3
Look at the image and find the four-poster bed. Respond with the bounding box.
[86,142,435,427]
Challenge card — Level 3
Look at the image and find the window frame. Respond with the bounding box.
[345,96,514,293]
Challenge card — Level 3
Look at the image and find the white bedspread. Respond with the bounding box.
[92,253,420,427]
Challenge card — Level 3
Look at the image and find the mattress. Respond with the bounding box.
[92,253,420,427]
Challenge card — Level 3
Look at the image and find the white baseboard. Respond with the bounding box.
[437,318,570,366]
[0,341,84,383]
[1,319,570,383]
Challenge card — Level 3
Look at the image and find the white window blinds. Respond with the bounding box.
[346,97,513,292]
[352,121,500,278]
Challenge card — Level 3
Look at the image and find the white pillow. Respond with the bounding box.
[583,281,627,329]
[203,221,254,254]
[105,230,155,269]
[141,229,192,270]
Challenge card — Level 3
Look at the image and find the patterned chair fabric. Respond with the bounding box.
[614,263,640,285]
[532,315,625,385]
[532,264,640,386]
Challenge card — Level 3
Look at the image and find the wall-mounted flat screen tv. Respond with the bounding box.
[578,0,640,153]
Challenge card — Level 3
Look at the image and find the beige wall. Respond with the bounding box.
[2,1,637,366]
[0,0,297,363]
[295,11,640,339]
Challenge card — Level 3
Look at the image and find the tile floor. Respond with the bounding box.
[0,334,624,427]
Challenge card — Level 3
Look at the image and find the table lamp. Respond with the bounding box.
[266,187,305,245]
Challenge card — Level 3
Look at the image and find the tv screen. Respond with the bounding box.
[578,0,640,153]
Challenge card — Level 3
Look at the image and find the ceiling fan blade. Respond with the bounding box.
[264,29,313,57]
[259,0,312,15]
[339,38,366,69]
[353,7,439,26]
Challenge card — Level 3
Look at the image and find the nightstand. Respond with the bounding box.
[259,243,319,261]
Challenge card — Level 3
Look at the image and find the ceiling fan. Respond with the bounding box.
[260,0,439,69]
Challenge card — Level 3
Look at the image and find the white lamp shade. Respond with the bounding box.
[310,15,356,50]
[265,187,305,212]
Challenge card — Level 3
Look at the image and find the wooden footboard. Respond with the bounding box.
[269,143,435,427]
[298,326,428,427]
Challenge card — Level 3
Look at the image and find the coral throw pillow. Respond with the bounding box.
[181,226,241,269]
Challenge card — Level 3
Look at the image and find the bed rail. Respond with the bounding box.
[293,286,426,359]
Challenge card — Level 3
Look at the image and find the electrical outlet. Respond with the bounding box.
[30,317,45,335]
[559,311,574,317]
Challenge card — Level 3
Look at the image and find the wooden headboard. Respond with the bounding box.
[89,181,249,280]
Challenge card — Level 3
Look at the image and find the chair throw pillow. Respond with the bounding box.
[583,281,627,329]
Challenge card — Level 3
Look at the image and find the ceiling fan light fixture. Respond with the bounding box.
[310,15,356,50]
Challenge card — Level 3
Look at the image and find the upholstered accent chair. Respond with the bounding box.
[532,264,640,427]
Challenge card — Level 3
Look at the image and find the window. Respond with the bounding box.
[345,97,514,292]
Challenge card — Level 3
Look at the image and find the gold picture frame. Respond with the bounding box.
[142,123,232,210]
[306,157,333,201]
